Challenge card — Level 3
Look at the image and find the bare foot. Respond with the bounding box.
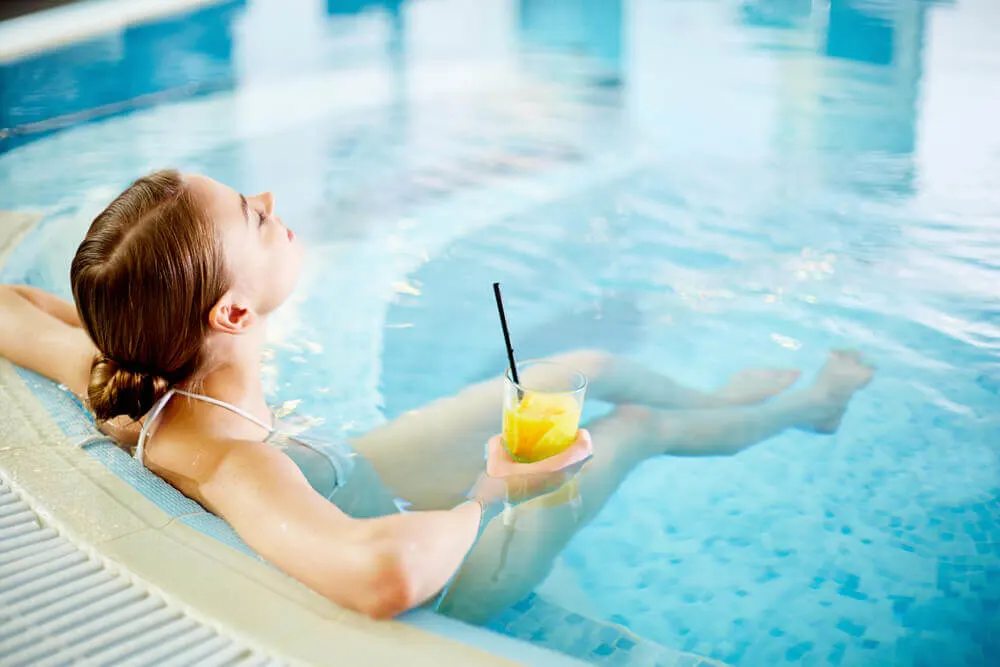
[717,368,802,406]
[804,350,875,433]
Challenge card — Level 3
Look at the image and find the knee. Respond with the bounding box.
[612,404,655,426]
[548,349,613,377]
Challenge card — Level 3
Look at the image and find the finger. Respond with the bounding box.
[486,435,504,458]
[487,435,525,478]
[511,434,592,476]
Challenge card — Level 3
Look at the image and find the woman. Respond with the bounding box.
[0,170,873,622]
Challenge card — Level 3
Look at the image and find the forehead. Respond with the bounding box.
[183,173,244,230]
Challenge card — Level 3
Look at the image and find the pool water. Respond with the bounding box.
[2,0,1000,665]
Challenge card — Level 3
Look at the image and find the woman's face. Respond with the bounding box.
[186,173,304,318]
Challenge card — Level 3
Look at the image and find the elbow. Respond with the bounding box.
[350,546,418,620]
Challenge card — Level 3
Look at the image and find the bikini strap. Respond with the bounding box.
[135,389,275,465]
[171,389,275,432]
[135,389,176,465]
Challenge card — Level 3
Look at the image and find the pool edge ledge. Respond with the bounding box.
[0,359,525,667]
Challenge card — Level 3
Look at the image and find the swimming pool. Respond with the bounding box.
[2,0,1000,665]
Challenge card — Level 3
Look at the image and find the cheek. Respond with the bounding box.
[270,239,303,294]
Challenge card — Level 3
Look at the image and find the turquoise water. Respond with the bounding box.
[2,1,1000,665]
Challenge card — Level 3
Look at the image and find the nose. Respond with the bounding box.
[260,191,275,216]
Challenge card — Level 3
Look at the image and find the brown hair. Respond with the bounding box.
[71,170,230,422]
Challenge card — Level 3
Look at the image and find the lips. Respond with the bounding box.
[287,227,295,241]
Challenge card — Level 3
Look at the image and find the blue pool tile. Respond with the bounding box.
[756,567,780,583]
[890,595,915,615]
[838,588,869,601]
[565,613,585,625]
[828,642,847,666]
[861,639,880,650]
[529,627,548,642]
[593,643,616,657]
[835,572,860,589]
[769,627,786,637]
[597,626,621,644]
[836,618,866,637]
[785,641,814,661]
[609,614,630,626]
[615,636,636,651]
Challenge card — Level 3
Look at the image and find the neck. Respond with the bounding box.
[194,323,268,408]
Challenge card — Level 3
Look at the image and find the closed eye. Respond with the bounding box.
[257,211,269,228]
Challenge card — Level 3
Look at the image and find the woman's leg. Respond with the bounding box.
[438,352,874,623]
[353,349,800,509]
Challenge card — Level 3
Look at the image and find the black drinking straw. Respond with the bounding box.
[493,282,520,387]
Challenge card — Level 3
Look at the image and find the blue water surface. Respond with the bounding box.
[2,1,999,665]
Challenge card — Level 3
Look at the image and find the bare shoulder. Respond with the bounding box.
[143,418,312,517]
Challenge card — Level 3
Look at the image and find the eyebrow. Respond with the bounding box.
[239,194,249,225]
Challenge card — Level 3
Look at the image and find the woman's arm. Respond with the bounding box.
[191,440,484,619]
[8,284,82,327]
[0,284,95,396]
[184,433,592,619]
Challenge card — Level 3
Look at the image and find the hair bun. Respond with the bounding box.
[87,355,170,422]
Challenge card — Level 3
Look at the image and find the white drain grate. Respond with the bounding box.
[0,476,286,667]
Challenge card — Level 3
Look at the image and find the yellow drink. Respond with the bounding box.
[502,366,585,462]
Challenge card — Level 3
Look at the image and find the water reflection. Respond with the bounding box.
[752,0,929,195]
[518,0,624,85]
[0,0,246,153]
[326,0,405,16]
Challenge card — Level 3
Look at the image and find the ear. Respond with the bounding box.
[208,291,256,334]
